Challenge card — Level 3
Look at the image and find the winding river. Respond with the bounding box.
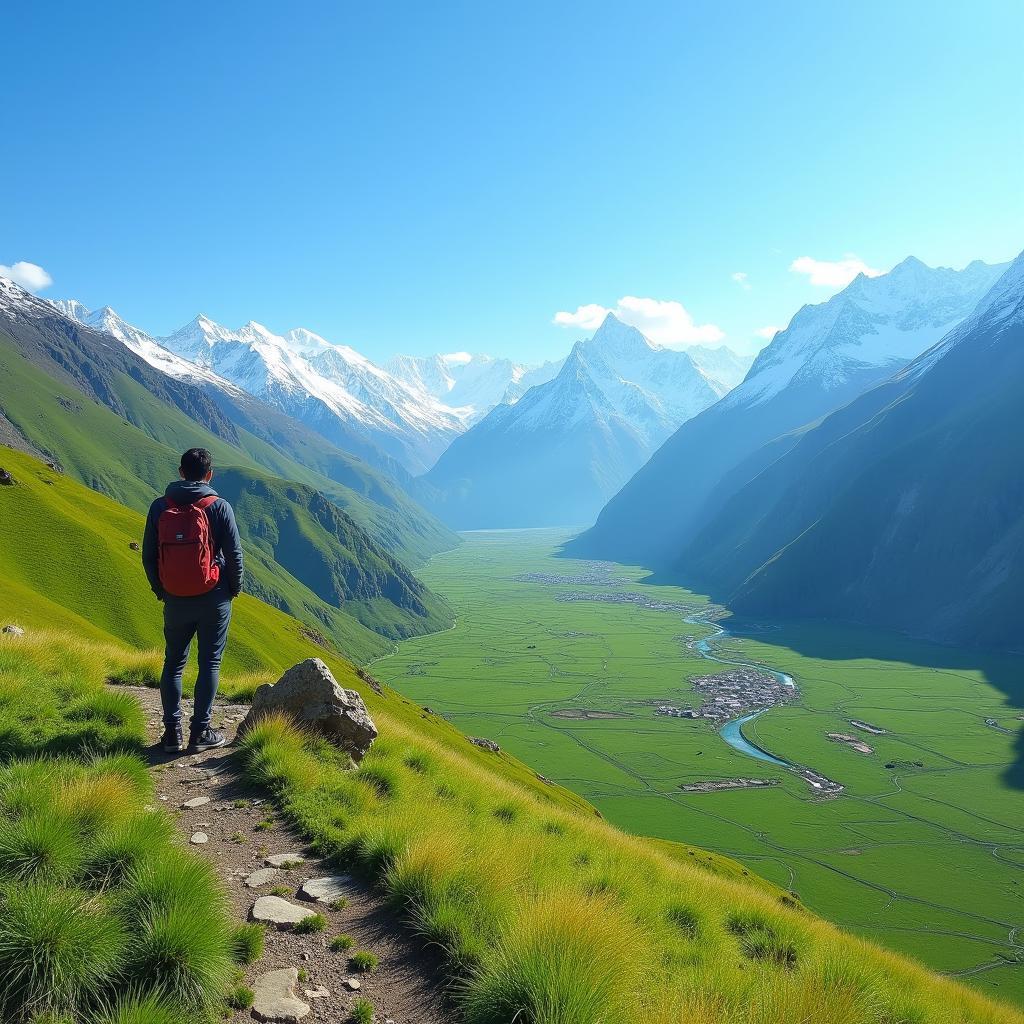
[685,612,799,768]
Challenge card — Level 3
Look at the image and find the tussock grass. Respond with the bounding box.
[350,950,379,972]
[231,922,266,964]
[0,635,238,1022]
[293,912,328,934]
[0,882,128,1018]
[351,997,375,1024]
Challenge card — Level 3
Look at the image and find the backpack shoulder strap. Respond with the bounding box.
[196,495,220,510]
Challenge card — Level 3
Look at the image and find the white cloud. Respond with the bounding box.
[789,254,883,289]
[441,351,472,365]
[0,261,53,293]
[553,295,724,348]
[756,325,784,340]
[731,271,751,290]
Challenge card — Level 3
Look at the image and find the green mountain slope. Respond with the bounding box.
[2,446,1019,1023]
[0,291,456,566]
[683,253,1024,650]
[0,344,452,654]
[0,445,588,813]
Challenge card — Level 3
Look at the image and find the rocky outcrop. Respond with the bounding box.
[237,659,377,761]
[2,625,25,636]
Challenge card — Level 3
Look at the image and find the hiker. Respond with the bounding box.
[142,447,244,753]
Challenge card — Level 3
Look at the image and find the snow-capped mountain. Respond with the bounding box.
[49,301,238,389]
[741,256,1003,405]
[421,313,722,528]
[570,256,1008,567]
[386,352,562,424]
[684,249,1024,650]
[158,316,464,474]
[685,344,754,392]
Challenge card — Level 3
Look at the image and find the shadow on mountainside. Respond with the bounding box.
[583,552,1024,793]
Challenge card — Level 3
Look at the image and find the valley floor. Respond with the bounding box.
[372,529,1024,1007]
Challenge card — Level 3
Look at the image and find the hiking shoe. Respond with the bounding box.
[162,726,185,753]
[189,727,227,752]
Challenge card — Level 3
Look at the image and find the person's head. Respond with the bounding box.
[179,447,214,482]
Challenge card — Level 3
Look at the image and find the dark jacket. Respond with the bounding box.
[142,480,244,600]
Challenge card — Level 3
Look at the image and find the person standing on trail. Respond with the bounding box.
[142,447,244,753]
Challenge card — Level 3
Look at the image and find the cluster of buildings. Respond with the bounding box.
[656,666,798,726]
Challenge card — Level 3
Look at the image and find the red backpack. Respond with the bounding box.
[157,495,221,597]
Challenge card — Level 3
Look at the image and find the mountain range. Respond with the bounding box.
[386,352,563,423]
[571,256,1007,565]
[422,313,740,528]
[570,254,1022,648]
[0,278,457,660]
[680,250,1024,648]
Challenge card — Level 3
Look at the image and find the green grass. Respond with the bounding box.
[0,346,453,658]
[0,759,236,1021]
[350,997,374,1024]
[229,923,265,965]
[233,706,1022,1023]
[349,950,379,972]
[330,933,355,952]
[293,912,328,934]
[224,983,255,1010]
[371,529,1024,1009]
[3,460,1022,1021]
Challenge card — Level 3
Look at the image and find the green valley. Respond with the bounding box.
[373,529,1024,1006]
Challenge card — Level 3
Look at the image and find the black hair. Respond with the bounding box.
[180,447,213,481]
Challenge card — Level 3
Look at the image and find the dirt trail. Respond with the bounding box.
[121,686,454,1024]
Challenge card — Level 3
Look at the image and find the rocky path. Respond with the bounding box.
[122,687,453,1024]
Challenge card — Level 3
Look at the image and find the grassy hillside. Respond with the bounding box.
[0,629,250,1021]
[0,445,392,664]
[213,467,453,638]
[1,455,1021,1021]
[0,323,456,568]
[0,350,455,653]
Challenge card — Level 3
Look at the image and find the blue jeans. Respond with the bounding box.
[160,594,233,734]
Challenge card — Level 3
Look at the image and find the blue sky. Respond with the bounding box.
[3,1,1022,362]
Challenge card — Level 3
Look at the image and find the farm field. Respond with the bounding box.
[373,529,1024,1006]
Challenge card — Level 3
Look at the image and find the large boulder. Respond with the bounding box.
[1,625,24,636]
[237,658,377,761]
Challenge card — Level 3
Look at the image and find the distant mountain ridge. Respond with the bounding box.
[683,249,1024,649]
[386,352,563,423]
[570,256,1007,565]
[422,313,729,528]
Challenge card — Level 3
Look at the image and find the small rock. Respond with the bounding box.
[304,986,330,999]
[181,795,211,809]
[252,967,311,1022]
[252,896,317,927]
[299,875,351,904]
[129,541,140,551]
[344,978,361,991]
[470,736,500,752]
[190,832,209,845]
[158,795,168,801]
[301,950,311,961]
[0,470,13,486]
[1,625,25,636]
[266,853,306,868]
[245,867,281,888]
[237,658,378,761]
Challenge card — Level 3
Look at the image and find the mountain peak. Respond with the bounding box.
[587,313,657,356]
